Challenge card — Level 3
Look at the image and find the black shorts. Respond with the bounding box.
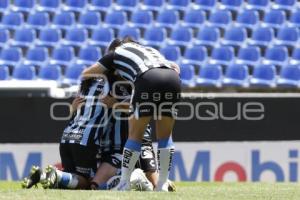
[59,143,98,179]
[100,143,157,173]
[131,67,181,118]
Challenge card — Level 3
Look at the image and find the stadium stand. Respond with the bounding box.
[0,0,300,90]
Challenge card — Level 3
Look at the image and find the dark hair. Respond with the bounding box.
[107,36,138,52]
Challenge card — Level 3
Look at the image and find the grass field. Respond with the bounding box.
[1,181,300,200]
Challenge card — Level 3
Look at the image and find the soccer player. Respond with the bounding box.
[82,37,181,191]
[23,75,112,189]
[22,72,168,191]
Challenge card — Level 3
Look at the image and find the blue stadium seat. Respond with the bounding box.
[167,0,190,11]
[37,28,62,48]
[0,47,22,66]
[11,0,34,13]
[245,0,270,11]
[290,48,300,65]
[195,26,221,47]
[156,9,179,29]
[289,10,300,28]
[0,29,9,48]
[62,28,88,47]
[63,0,87,12]
[77,46,102,65]
[262,46,288,67]
[250,64,276,88]
[64,64,86,84]
[52,12,76,29]
[88,28,114,48]
[50,47,75,66]
[104,11,127,29]
[0,66,9,80]
[192,0,216,11]
[248,27,274,47]
[36,0,61,12]
[0,0,9,12]
[236,10,259,29]
[272,0,296,10]
[11,28,36,48]
[277,65,300,88]
[219,0,243,12]
[39,65,62,80]
[180,64,195,87]
[142,27,167,47]
[78,11,101,29]
[274,27,299,47]
[13,65,36,80]
[196,64,222,87]
[118,26,141,41]
[115,0,138,12]
[223,64,249,87]
[208,10,232,29]
[141,0,164,12]
[210,46,234,66]
[24,47,49,67]
[160,46,181,62]
[1,12,24,30]
[263,10,286,29]
[182,9,206,29]
[222,26,247,47]
[236,46,261,66]
[182,46,208,66]
[27,12,50,30]
[88,0,112,12]
[131,10,153,29]
[168,26,193,46]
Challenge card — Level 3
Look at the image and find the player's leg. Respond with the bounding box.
[90,153,122,190]
[152,67,181,191]
[43,143,97,189]
[41,143,87,189]
[138,143,158,188]
[155,117,175,191]
[116,116,151,190]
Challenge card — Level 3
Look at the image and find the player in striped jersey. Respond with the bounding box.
[22,72,162,191]
[82,37,181,191]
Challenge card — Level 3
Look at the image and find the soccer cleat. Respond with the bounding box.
[130,169,153,191]
[155,182,169,192]
[41,165,58,189]
[167,180,176,192]
[21,166,42,189]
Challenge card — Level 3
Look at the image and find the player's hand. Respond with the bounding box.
[71,97,85,114]
[101,93,118,108]
[169,61,180,74]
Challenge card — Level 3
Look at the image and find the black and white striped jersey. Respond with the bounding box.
[98,42,173,82]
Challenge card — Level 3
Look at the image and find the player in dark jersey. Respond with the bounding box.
[22,72,162,191]
[82,37,181,191]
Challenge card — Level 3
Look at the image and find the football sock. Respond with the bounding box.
[157,137,175,189]
[120,139,141,183]
[56,170,79,189]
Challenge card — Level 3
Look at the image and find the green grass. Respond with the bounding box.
[1,181,300,200]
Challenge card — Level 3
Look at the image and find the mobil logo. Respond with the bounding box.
[169,142,300,182]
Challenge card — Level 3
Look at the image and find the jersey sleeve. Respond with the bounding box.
[97,52,115,71]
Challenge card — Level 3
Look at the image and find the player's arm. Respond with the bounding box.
[81,53,115,79]
[168,61,180,74]
[70,97,85,115]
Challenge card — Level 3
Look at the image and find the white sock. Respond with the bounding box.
[120,147,140,183]
[157,147,175,189]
